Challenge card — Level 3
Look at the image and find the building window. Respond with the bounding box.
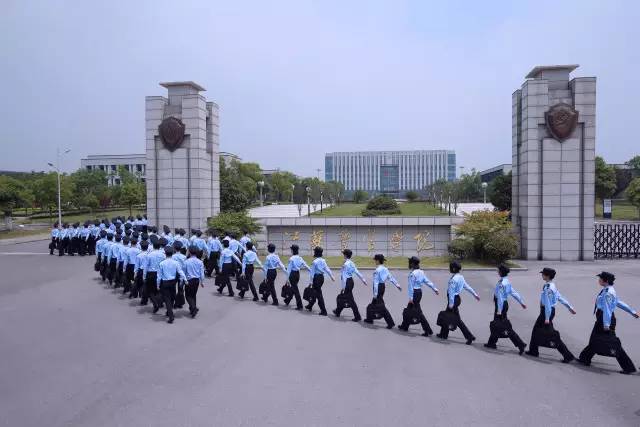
[114,178,121,185]
[111,165,116,172]
[86,166,92,171]
[136,164,143,173]
[99,165,105,171]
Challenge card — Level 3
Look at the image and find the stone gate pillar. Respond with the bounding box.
[512,65,595,261]
[145,81,220,231]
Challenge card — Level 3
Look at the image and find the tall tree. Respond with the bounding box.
[595,156,616,200]
[488,172,512,211]
[626,178,640,220]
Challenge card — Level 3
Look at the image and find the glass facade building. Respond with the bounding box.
[325,150,456,196]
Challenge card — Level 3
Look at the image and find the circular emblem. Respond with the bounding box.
[545,103,579,142]
[158,116,186,152]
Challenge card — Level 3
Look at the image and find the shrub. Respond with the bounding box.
[405,191,420,202]
[352,189,369,204]
[361,195,401,216]
[448,210,518,263]
[207,211,262,236]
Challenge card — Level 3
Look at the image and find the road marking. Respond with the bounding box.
[0,252,51,255]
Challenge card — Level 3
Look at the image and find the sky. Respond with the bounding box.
[1,0,639,177]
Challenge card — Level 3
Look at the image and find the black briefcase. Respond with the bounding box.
[403,305,421,325]
[236,276,249,291]
[534,326,561,349]
[336,293,351,308]
[94,259,101,272]
[366,302,385,320]
[258,280,268,295]
[174,287,185,308]
[489,318,512,338]
[302,286,316,302]
[591,332,623,357]
[436,310,458,331]
[281,284,293,299]
[214,274,223,287]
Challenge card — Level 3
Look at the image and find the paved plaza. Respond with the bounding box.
[0,240,639,427]
[249,203,330,218]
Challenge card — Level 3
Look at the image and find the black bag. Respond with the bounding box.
[302,286,316,302]
[591,332,623,357]
[336,293,351,308]
[281,284,293,299]
[214,274,223,287]
[258,280,268,295]
[49,241,55,251]
[534,326,561,349]
[174,287,185,308]
[366,301,385,320]
[94,259,101,272]
[489,318,513,338]
[236,276,249,291]
[436,310,458,331]
[403,305,421,325]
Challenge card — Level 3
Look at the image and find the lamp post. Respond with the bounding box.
[305,186,311,216]
[47,148,71,228]
[258,180,264,207]
[291,184,295,204]
[482,182,488,204]
[320,191,324,213]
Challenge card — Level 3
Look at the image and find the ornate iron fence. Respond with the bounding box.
[594,223,640,259]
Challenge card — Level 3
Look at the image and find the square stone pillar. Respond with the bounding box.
[145,82,220,231]
[512,65,595,261]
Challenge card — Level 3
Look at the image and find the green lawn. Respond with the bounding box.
[311,202,446,217]
[595,201,639,221]
[0,228,50,240]
[279,255,520,269]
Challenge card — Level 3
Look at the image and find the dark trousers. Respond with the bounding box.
[107,258,117,284]
[528,306,574,359]
[100,257,108,280]
[263,269,278,304]
[58,238,68,256]
[335,278,361,320]
[365,283,394,327]
[78,238,86,256]
[142,271,161,307]
[87,236,95,255]
[285,271,303,308]
[487,299,525,348]
[438,294,474,340]
[239,265,258,299]
[159,280,177,321]
[306,274,326,313]
[115,261,124,287]
[579,310,636,372]
[206,252,220,276]
[185,278,200,314]
[49,238,57,255]
[123,264,135,292]
[399,289,431,333]
[132,269,144,298]
[218,263,234,295]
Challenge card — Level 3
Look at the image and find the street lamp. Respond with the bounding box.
[482,182,488,204]
[320,191,324,213]
[258,180,265,206]
[291,184,295,204]
[47,148,71,228]
[305,186,311,216]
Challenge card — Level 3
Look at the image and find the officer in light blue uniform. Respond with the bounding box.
[305,246,335,315]
[143,236,166,309]
[239,231,251,251]
[262,243,288,306]
[95,229,107,270]
[239,242,263,300]
[78,223,90,256]
[100,232,114,281]
[363,254,401,328]
[285,244,310,309]
[578,271,638,374]
[132,240,149,299]
[156,246,186,324]
[184,245,206,317]
[49,223,59,255]
[124,238,141,296]
[436,261,479,344]
[398,256,438,335]
[217,239,242,296]
[526,268,575,362]
[333,249,367,321]
[206,231,222,277]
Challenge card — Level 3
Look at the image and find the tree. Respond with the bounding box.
[448,210,518,263]
[456,170,483,202]
[207,211,262,237]
[0,176,28,216]
[293,184,307,216]
[595,156,616,200]
[488,172,512,211]
[324,180,344,204]
[268,172,296,202]
[405,191,419,202]
[626,155,640,172]
[626,177,640,220]
[119,182,144,217]
[70,169,109,209]
[352,189,369,203]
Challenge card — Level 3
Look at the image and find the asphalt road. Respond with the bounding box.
[0,241,639,427]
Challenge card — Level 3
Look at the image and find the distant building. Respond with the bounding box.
[81,154,146,186]
[220,151,241,166]
[324,150,456,196]
[480,164,512,183]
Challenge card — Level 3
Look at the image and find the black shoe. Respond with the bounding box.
[397,325,408,331]
[352,318,361,322]
[619,370,636,375]
[239,295,244,299]
[363,319,373,324]
[484,343,497,349]
[228,293,235,297]
[421,332,431,337]
[436,333,446,340]
[518,344,527,355]
[152,305,159,314]
[577,358,590,367]
[217,287,223,294]
[561,356,574,364]
[319,311,327,316]
[305,305,312,311]
[525,351,538,357]
[295,307,303,311]
[167,318,174,324]
[466,337,476,345]
[332,309,339,317]
[253,297,259,302]
[386,324,394,329]
[272,302,279,306]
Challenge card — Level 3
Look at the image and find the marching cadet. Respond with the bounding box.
[94,229,107,273]
[68,223,78,255]
[217,239,242,296]
[132,240,149,299]
[49,222,59,255]
[284,244,310,310]
[228,233,242,278]
[184,245,206,317]
[124,237,141,295]
[333,249,367,321]
[171,241,187,309]
[239,231,251,251]
[525,268,576,363]
[107,234,121,286]
[175,229,189,248]
[206,231,222,277]
[239,241,264,301]
[484,265,527,354]
[578,272,638,374]
[192,230,208,260]
[78,222,90,256]
[143,236,166,310]
[262,243,288,306]
[156,245,187,324]
[305,246,335,315]
[115,236,129,288]
[100,232,114,282]
[162,225,174,246]
[363,254,401,328]
[88,221,98,255]
[436,261,479,344]
[141,214,148,232]
[398,256,438,335]
[57,223,67,256]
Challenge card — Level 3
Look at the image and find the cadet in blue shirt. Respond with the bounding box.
[94,230,107,273]
[239,241,263,301]
[156,246,187,324]
[124,238,141,296]
[106,234,122,286]
[49,223,59,255]
[305,246,335,315]
[115,236,129,288]
[364,254,401,328]
[100,233,113,282]
[171,241,188,309]
[78,223,90,256]
[205,230,222,277]
[217,239,242,297]
[526,268,576,363]
[333,249,367,321]
[184,245,206,317]
[398,256,439,335]
[578,272,638,374]
[131,240,149,299]
[285,244,311,309]
[262,243,288,306]
[436,261,480,344]
[484,265,527,354]
[143,236,167,310]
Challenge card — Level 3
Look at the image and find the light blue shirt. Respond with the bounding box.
[51,228,59,238]
[218,248,242,270]
[240,236,251,250]
[145,250,166,279]
[176,236,190,248]
[116,244,127,263]
[341,259,366,289]
[595,286,637,328]
[193,237,209,256]
[408,269,438,299]
[287,255,310,276]
[447,273,478,308]
[309,258,334,283]
[264,253,287,273]
[134,251,147,275]
[207,238,222,253]
[494,277,524,313]
[540,282,574,321]
[372,265,399,297]
[79,227,90,239]
[126,247,141,265]
[241,250,263,274]
[172,253,186,270]
[229,239,241,254]
[185,257,205,281]
[96,238,106,255]
[157,258,186,287]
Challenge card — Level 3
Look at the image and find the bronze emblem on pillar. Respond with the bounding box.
[545,103,578,142]
[158,116,186,152]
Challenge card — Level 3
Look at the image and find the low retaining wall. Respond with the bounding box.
[255,216,463,257]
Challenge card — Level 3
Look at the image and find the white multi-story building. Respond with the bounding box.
[81,154,146,186]
[325,150,456,196]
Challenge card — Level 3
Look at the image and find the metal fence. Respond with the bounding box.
[594,222,640,258]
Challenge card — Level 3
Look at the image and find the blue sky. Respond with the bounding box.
[1,0,638,176]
